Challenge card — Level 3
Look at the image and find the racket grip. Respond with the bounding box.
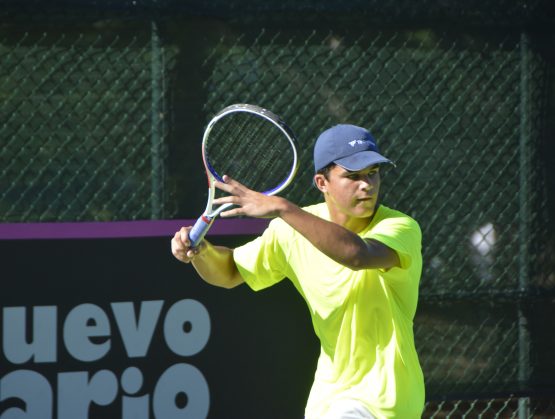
[189,215,214,248]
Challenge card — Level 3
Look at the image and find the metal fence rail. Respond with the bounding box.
[1,1,554,417]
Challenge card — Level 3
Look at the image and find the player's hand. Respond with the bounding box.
[171,226,205,263]
[213,175,288,219]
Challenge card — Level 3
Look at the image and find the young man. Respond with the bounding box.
[171,124,425,418]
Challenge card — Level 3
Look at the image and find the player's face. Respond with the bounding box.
[316,164,381,227]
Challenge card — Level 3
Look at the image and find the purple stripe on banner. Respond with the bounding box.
[0,218,270,240]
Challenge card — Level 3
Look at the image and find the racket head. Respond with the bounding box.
[201,104,299,200]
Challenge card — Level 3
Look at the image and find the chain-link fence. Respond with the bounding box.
[0,25,170,221]
[1,1,554,417]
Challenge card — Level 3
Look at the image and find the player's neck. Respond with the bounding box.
[327,206,375,234]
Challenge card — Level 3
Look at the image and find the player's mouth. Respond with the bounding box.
[357,196,374,202]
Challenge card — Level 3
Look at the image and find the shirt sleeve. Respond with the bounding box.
[365,214,422,271]
[233,219,288,291]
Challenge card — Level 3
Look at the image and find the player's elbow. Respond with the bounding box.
[338,245,369,271]
[344,256,368,271]
[346,240,401,271]
[340,240,391,271]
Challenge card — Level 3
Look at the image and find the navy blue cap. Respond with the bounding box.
[314,124,393,173]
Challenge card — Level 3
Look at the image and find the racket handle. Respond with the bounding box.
[189,215,214,248]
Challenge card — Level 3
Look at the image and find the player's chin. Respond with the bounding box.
[352,202,376,217]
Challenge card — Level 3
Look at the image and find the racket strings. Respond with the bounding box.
[228,117,293,190]
[205,112,295,194]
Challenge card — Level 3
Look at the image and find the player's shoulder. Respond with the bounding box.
[374,205,421,232]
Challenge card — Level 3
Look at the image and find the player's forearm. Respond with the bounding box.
[277,200,373,270]
[192,241,244,288]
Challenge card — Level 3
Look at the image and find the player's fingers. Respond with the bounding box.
[221,174,236,184]
[171,235,190,262]
[214,179,232,193]
[171,232,180,247]
[218,175,248,193]
[213,195,241,206]
[220,207,243,218]
[172,232,185,250]
[179,227,192,246]
[214,180,242,197]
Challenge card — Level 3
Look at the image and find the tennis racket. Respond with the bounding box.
[188,104,299,247]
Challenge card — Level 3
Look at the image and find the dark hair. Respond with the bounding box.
[316,162,336,180]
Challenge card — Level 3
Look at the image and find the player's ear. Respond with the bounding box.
[313,174,327,193]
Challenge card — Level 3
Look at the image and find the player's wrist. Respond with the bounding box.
[276,197,296,218]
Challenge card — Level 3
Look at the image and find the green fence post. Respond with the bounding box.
[518,31,531,419]
[150,20,164,220]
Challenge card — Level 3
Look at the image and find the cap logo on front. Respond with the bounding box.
[348,139,373,147]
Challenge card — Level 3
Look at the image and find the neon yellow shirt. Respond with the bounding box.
[233,203,425,418]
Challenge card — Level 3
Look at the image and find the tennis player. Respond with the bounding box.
[172,124,425,419]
